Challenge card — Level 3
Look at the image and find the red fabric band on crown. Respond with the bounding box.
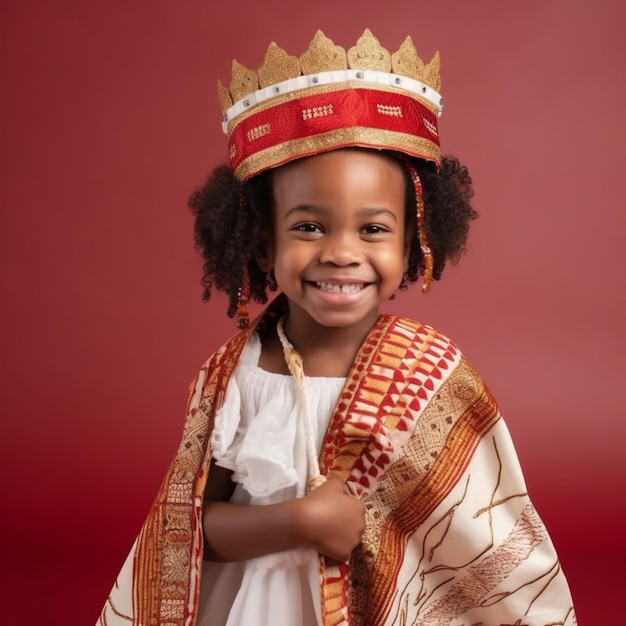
[228,87,440,180]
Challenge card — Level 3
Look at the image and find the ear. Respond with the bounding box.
[254,231,274,272]
[402,226,413,273]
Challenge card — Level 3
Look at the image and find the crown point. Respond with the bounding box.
[257,41,301,89]
[424,51,441,91]
[217,79,233,115]
[300,30,347,75]
[392,36,425,81]
[347,28,391,72]
[229,59,259,102]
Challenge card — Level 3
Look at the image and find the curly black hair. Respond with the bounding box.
[188,152,477,318]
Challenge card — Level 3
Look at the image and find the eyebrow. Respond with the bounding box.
[284,204,398,222]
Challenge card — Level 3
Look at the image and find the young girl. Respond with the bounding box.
[99,29,576,626]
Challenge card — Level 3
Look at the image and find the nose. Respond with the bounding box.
[318,232,361,266]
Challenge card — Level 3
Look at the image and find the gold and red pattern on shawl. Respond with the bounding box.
[317,317,500,626]
[130,300,291,626]
[131,328,253,626]
[126,297,498,626]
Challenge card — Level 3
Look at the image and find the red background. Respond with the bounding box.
[1,1,625,623]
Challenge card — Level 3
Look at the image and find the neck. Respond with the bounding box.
[281,307,380,377]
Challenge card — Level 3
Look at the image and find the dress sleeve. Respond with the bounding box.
[210,333,261,471]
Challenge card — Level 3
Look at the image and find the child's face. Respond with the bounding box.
[259,149,410,332]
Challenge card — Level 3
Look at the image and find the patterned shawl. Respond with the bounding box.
[99,297,575,626]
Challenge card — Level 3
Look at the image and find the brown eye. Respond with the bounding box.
[294,223,322,233]
[362,224,388,234]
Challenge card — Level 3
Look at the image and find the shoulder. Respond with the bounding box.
[185,327,256,410]
[384,314,461,362]
[386,314,497,408]
[192,297,287,389]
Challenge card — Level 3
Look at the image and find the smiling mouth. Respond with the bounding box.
[314,281,366,294]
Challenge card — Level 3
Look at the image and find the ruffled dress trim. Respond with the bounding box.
[198,332,345,626]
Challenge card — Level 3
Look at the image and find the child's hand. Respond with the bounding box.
[294,477,366,562]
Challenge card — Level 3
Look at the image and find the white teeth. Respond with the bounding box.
[316,281,364,294]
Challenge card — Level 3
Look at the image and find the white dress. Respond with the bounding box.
[197,332,346,626]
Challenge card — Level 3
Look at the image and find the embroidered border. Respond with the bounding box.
[133,328,254,626]
[364,360,501,623]
[318,316,476,626]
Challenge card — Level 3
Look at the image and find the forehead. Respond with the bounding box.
[271,149,406,210]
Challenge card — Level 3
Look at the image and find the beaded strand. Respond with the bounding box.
[399,157,434,294]
[276,316,327,493]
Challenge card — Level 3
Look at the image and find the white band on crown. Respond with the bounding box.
[222,69,443,133]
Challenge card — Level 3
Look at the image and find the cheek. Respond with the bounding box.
[272,241,309,277]
[381,240,409,273]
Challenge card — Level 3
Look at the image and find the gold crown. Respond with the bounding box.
[218,29,443,181]
[218,29,441,116]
